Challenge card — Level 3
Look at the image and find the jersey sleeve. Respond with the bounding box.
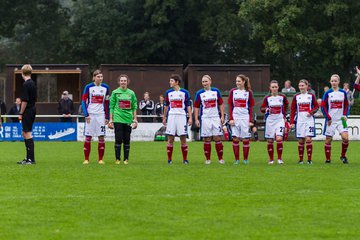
[228,89,234,120]
[21,83,29,102]
[282,94,289,116]
[131,91,138,111]
[248,91,255,122]
[164,91,170,107]
[193,91,201,108]
[216,89,223,106]
[109,91,116,115]
[81,84,90,117]
[184,90,191,107]
[321,92,331,120]
[309,93,319,115]
[289,95,297,124]
[342,90,349,116]
[354,84,360,91]
[104,85,110,120]
[260,96,268,113]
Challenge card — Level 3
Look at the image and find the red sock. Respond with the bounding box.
[306,141,312,161]
[84,136,92,160]
[325,143,331,161]
[232,140,240,160]
[243,139,250,160]
[181,144,188,160]
[267,142,274,161]
[215,141,223,160]
[276,140,283,160]
[204,142,211,160]
[98,139,105,161]
[341,140,349,157]
[298,142,304,161]
[167,144,173,160]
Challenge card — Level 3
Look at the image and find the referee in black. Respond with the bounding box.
[17,64,37,165]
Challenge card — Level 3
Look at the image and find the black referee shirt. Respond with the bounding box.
[21,79,37,108]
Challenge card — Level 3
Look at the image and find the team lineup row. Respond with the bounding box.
[8,64,360,165]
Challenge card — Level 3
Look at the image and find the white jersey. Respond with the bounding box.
[228,88,254,121]
[194,87,223,118]
[321,89,348,121]
[261,94,289,121]
[290,92,318,124]
[82,83,110,118]
[164,88,191,115]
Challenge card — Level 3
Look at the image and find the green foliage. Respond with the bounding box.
[1,0,360,86]
[0,141,359,239]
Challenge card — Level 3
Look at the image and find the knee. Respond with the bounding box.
[267,139,274,144]
[232,137,239,143]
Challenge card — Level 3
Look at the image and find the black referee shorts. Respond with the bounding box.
[22,107,36,132]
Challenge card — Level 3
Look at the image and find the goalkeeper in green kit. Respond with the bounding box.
[108,74,138,165]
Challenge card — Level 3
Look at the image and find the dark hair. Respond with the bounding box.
[118,74,130,81]
[237,74,251,91]
[270,80,278,85]
[170,74,182,83]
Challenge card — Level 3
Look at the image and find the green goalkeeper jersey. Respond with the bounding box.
[110,88,137,124]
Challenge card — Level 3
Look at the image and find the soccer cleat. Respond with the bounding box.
[98,160,105,165]
[17,159,35,165]
[219,159,225,164]
[277,159,284,164]
[307,160,313,165]
[340,156,348,164]
[83,160,89,165]
[234,160,240,165]
[243,160,249,165]
[183,160,189,165]
[298,160,304,164]
[205,160,211,165]
[115,160,121,165]
[268,160,274,165]
[168,160,172,164]
[124,160,129,165]
[325,160,331,164]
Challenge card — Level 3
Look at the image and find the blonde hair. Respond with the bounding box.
[331,74,340,81]
[21,64,32,76]
[237,74,251,91]
[299,79,309,85]
[202,75,212,81]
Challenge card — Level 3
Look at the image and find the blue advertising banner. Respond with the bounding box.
[0,123,77,141]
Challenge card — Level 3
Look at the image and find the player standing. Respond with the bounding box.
[261,80,289,164]
[228,74,255,164]
[17,64,37,165]
[194,75,225,164]
[290,79,319,164]
[81,70,110,164]
[354,66,360,91]
[321,74,349,164]
[163,74,192,164]
[108,74,138,165]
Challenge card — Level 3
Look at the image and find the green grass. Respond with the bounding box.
[0,141,359,239]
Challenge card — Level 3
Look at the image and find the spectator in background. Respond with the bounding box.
[307,82,316,96]
[324,86,329,93]
[139,92,154,122]
[8,98,21,122]
[58,90,74,122]
[314,99,323,117]
[343,83,354,114]
[0,99,6,123]
[155,94,165,122]
[281,80,296,93]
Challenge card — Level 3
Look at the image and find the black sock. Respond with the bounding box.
[115,143,121,160]
[254,132,258,141]
[25,138,35,162]
[124,144,130,160]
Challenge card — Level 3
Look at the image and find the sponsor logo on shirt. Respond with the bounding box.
[234,98,247,108]
[118,100,131,109]
[170,99,183,108]
[330,100,343,109]
[269,105,282,114]
[91,94,104,103]
[298,103,310,112]
[204,99,216,108]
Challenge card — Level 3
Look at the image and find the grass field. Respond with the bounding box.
[0,140,359,239]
